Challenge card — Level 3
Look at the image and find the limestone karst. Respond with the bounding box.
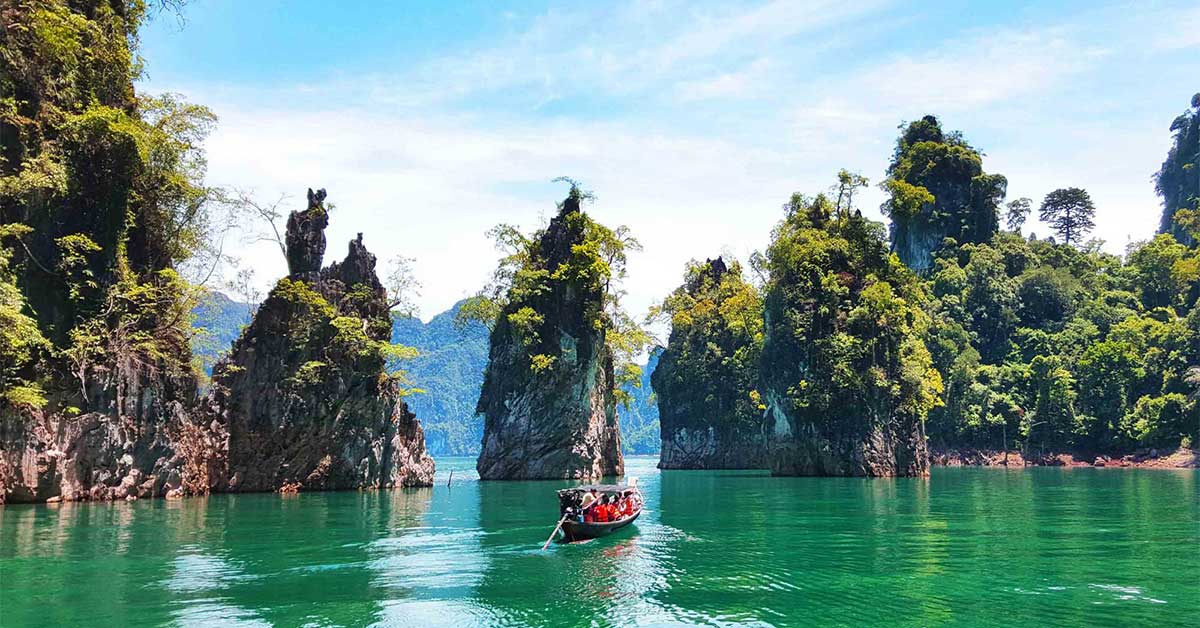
[475,189,625,480]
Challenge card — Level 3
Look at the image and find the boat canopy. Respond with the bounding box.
[556,484,633,495]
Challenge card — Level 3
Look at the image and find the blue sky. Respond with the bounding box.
[139,0,1200,319]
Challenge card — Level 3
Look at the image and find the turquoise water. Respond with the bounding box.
[1,457,1197,627]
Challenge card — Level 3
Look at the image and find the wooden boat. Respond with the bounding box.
[554,480,643,543]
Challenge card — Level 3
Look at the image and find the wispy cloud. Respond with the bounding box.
[145,0,1200,318]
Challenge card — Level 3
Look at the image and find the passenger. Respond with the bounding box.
[581,489,598,523]
[622,492,636,517]
[580,488,598,511]
[596,496,613,523]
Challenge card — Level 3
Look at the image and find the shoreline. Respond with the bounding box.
[930,447,1198,469]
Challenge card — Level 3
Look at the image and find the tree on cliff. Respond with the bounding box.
[882,115,1007,272]
[1039,188,1096,246]
[1156,93,1200,245]
[762,178,943,476]
[649,256,765,469]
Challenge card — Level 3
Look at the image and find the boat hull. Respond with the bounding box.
[560,511,641,542]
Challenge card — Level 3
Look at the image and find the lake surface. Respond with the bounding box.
[1,457,1197,627]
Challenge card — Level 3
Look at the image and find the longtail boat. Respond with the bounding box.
[553,479,643,543]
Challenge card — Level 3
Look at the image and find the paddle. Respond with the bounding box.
[542,513,570,551]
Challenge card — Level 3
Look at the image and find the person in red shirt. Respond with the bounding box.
[596,496,612,522]
[621,492,636,517]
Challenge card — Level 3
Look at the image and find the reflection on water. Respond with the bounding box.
[1,458,1196,627]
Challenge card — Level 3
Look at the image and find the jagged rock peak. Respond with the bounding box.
[683,256,729,294]
[331,232,381,291]
[286,187,330,277]
[200,192,435,493]
[475,190,623,480]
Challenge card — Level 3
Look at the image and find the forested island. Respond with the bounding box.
[2,1,1198,501]
[652,111,1200,475]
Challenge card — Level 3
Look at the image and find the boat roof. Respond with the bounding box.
[557,484,636,494]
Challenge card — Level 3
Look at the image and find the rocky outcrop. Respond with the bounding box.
[761,200,936,478]
[475,192,623,480]
[764,388,930,477]
[659,427,765,470]
[200,192,434,492]
[1,190,436,503]
[652,256,766,469]
[884,115,1006,272]
[286,188,330,276]
[0,367,195,503]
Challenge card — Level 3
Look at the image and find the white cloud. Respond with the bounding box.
[147,0,1199,321]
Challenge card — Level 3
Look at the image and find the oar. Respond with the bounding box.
[542,513,570,551]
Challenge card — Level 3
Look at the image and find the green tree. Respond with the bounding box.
[1025,355,1077,454]
[1016,266,1079,328]
[1075,340,1141,449]
[1039,187,1096,246]
[833,169,869,219]
[1005,197,1032,232]
[1124,234,1198,310]
[962,244,1018,362]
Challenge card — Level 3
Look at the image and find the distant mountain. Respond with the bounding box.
[620,349,661,455]
[192,295,660,456]
[191,291,255,376]
[391,303,490,456]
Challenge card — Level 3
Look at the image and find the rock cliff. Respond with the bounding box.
[475,192,623,480]
[652,257,766,469]
[200,192,434,492]
[0,0,203,503]
[0,368,196,503]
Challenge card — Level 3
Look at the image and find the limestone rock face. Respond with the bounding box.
[891,214,950,274]
[200,192,434,492]
[0,369,195,503]
[658,427,765,470]
[764,390,930,477]
[475,195,623,480]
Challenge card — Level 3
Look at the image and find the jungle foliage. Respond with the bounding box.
[649,256,764,443]
[761,188,944,442]
[0,0,220,413]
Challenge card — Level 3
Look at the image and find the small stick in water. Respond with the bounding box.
[447,470,453,488]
